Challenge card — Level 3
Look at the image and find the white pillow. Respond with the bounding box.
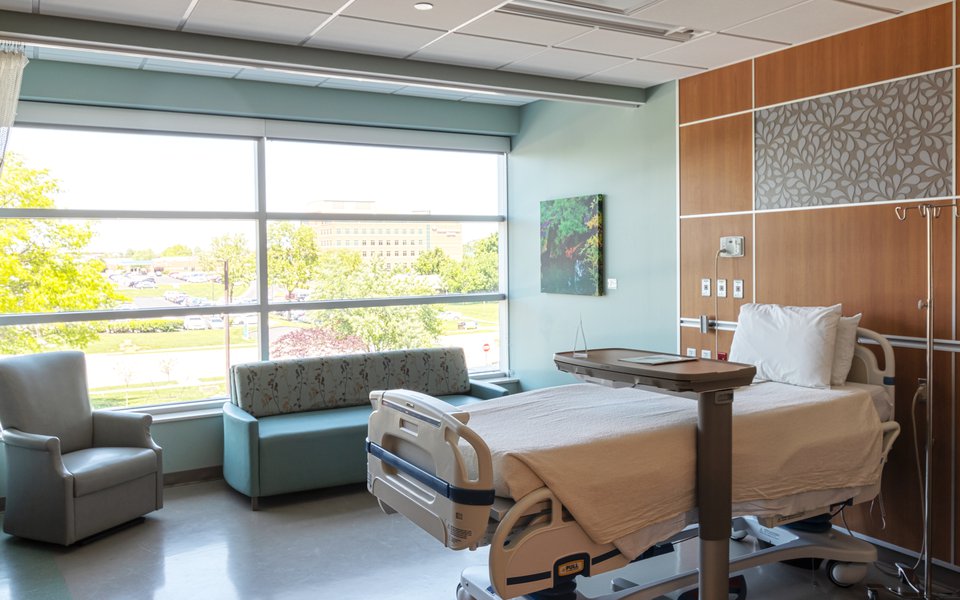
[830,313,862,386]
[729,303,842,389]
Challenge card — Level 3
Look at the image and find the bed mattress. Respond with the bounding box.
[461,381,885,559]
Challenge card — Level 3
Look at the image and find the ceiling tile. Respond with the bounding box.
[583,59,703,87]
[244,0,347,11]
[307,17,443,58]
[631,0,809,32]
[0,0,32,12]
[142,57,243,78]
[726,0,888,44]
[643,33,786,69]
[39,0,194,29]
[851,0,945,11]
[503,48,632,80]
[183,0,331,44]
[460,11,592,46]
[556,28,681,59]
[342,0,505,30]
[412,34,544,69]
[36,47,145,69]
[235,68,327,86]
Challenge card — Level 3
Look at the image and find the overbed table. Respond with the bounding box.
[554,349,756,600]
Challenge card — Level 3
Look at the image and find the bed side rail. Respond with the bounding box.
[848,327,895,408]
[367,389,494,550]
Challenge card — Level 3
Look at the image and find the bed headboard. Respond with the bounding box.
[847,327,895,405]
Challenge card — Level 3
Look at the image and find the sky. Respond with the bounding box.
[5,127,501,252]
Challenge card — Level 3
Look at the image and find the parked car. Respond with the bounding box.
[457,320,478,330]
[232,313,258,325]
[183,273,210,283]
[183,316,210,330]
[163,290,187,304]
[208,315,225,329]
[130,278,157,289]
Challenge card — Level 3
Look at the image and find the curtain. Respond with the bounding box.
[0,43,29,177]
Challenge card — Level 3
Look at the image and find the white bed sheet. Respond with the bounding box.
[462,381,884,559]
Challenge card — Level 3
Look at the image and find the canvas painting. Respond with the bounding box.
[540,194,603,296]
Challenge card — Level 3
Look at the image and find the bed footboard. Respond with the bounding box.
[367,389,495,551]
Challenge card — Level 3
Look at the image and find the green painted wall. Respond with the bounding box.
[19,61,521,136]
[507,83,678,390]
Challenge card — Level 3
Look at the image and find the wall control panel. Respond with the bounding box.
[701,349,712,359]
[701,278,711,297]
[733,279,744,299]
[717,279,727,298]
[719,236,745,258]
[686,347,697,357]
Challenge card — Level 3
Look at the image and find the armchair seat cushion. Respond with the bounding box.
[62,447,159,497]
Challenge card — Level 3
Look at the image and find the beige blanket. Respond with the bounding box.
[463,382,883,547]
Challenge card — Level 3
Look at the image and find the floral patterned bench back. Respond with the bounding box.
[230,347,471,418]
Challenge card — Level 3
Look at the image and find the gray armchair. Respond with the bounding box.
[0,351,162,545]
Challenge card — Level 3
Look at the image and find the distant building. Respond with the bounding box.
[306,199,463,268]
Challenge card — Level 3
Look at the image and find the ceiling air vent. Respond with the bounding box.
[502,0,709,41]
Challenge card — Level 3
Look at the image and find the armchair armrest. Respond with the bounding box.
[468,379,509,400]
[2,428,61,454]
[93,411,159,451]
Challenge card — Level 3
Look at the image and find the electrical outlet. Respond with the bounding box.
[733,279,744,299]
[701,349,712,359]
[701,278,711,297]
[719,236,745,258]
[717,279,727,298]
[686,347,697,357]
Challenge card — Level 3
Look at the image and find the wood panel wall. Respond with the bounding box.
[678,2,959,564]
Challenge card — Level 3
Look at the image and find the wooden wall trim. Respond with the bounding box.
[754,3,952,108]
[679,114,753,216]
[679,61,753,124]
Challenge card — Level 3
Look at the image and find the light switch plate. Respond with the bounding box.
[701,349,712,359]
[717,279,727,298]
[686,347,697,357]
[607,278,618,290]
[701,278,711,297]
[733,279,744,299]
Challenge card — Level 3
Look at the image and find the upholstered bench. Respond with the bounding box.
[222,347,507,509]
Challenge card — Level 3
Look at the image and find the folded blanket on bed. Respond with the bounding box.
[462,382,883,548]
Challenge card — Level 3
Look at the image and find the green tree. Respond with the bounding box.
[313,251,441,351]
[268,222,319,300]
[0,156,125,353]
[124,248,156,261]
[200,234,255,303]
[161,244,193,257]
[416,233,499,294]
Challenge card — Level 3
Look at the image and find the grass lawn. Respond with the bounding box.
[90,381,226,409]
[81,327,258,353]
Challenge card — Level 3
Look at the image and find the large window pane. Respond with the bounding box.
[267,301,500,372]
[0,218,257,315]
[265,141,500,215]
[266,220,498,302]
[5,128,257,211]
[0,319,259,408]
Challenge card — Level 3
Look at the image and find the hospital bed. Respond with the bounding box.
[366,328,900,600]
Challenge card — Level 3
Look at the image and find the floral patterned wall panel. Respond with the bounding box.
[755,70,952,210]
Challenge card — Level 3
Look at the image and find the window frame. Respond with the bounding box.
[1,103,510,415]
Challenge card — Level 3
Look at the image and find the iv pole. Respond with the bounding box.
[885,203,960,600]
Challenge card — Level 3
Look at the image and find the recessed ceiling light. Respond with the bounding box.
[414,2,433,10]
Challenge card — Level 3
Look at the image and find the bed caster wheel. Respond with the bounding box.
[826,560,868,588]
[866,589,879,600]
[731,529,748,541]
[456,583,476,600]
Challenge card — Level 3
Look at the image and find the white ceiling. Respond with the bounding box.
[0,0,946,106]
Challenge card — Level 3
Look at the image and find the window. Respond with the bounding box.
[1,109,506,410]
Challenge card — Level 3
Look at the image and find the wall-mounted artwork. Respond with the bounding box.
[540,194,603,296]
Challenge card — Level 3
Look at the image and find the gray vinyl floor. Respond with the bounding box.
[0,480,951,600]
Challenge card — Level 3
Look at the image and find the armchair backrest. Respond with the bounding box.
[0,351,94,453]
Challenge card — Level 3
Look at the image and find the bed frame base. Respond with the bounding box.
[456,516,876,600]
